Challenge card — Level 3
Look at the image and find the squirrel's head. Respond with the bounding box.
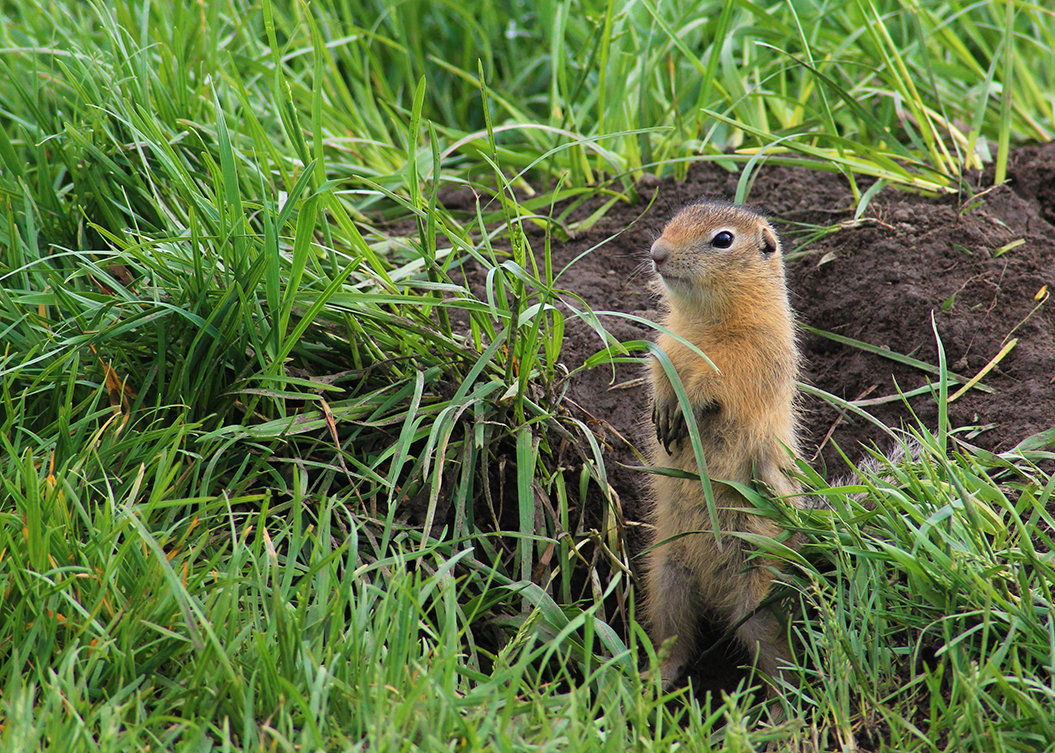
[649,201,785,307]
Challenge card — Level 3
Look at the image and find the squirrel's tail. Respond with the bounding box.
[807,435,923,509]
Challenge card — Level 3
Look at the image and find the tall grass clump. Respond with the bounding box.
[0,0,626,581]
[311,0,1054,194]
[0,1,634,748]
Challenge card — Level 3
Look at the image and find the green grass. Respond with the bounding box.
[2,0,1054,750]
[788,432,1055,752]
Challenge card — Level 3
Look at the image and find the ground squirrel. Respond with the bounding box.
[644,200,802,690]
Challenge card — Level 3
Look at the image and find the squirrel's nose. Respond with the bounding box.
[650,240,671,268]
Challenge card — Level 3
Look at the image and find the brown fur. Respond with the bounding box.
[644,201,802,690]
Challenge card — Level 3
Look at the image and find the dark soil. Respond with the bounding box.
[550,146,1054,477]
[454,143,1055,698]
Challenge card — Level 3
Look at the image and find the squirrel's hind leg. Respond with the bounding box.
[729,568,791,692]
[644,552,702,689]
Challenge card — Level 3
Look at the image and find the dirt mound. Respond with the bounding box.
[546,147,1055,505]
[452,144,1055,695]
[536,146,1055,692]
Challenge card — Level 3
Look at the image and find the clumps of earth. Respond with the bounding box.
[538,144,1054,509]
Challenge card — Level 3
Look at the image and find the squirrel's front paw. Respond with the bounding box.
[652,399,720,454]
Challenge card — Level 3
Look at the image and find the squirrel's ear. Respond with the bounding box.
[760,226,779,256]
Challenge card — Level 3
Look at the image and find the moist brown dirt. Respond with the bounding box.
[452,143,1055,699]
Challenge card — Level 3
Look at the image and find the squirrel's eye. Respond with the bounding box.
[711,231,734,249]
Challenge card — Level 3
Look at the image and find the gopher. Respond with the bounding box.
[644,200,802,690]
